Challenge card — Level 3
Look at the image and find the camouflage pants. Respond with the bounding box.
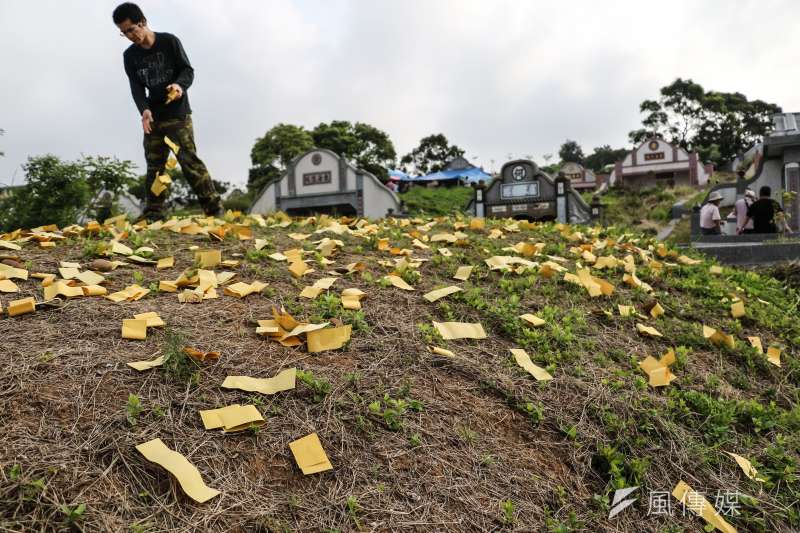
[143,114,221,216]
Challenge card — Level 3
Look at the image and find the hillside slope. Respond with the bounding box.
[1,213,798,532]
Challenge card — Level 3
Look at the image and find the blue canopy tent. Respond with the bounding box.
[388,169,411,181]
[413,167,491,184]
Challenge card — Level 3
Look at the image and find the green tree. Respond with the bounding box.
[312,121,396,182]
[558,139,584,164]
[400,134,465,175]
[249,123,314,193]
[584,145,629,172]
[628,78,781,165]
[0,155,137,231]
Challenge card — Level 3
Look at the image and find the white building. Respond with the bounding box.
[609,138,711,188]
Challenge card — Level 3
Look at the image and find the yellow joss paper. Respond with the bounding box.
[222,368,297,395]
[767,346,781,367]
[81,284,107,296]
[428,346,455,357]
[135,438,220,503]
[650,302,665,319]
[636,323,662,337]
[288,433,333,475]
[423,285,462,303]
[385,275,414,291]
[195,249,221,268]
[133,311,165,327]
[747,336,763,354]
[520,313,545,327]
[731,301,745,318]
[127,355,165,371]
[453,265,473,281]
[121,319,147,340]
[307,325,352,353]
[510,348,552,381]
[432,321,486,340]
[111,240,133,256]
[710,265,723,275]
[7,296,36,317]
[288,261,311,279]
[703,325,735,349]
[671,481,736,533]
[200,404,265,433]
[75,270,105,286]
[725,451,766,482]
[163,136,180,154]
[0,279,18,293]
[618,305,634,317]
[157,256,174,270]
[341,288,366,310]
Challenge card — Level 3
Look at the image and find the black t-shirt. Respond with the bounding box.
[123,32,194,121]
[747,198,782,233]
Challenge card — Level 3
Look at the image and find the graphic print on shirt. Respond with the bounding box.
[135,52,174,88]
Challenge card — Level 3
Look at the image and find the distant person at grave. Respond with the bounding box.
[113,2,222,221]
[731,188,756,234]
[699,192,725,235]
[740,186,785,234]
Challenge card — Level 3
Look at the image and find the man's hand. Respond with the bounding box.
[141,109,154,134]
[166,83,183,103]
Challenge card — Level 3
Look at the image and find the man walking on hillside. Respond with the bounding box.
[113,2,221,220]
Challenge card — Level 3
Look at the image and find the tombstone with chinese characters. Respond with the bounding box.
[468,159,598,223]
[250,149,402,218]
[560,161,602,192]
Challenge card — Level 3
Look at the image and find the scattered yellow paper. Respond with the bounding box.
[703,325,735,349]
[222,368,297,395]
[106,284,150,302]
[428,346,455,357]
[75,270,105,286]
[432,321,487,340]
[200,404,265,433]
[520,314,545,327]
[195,249,221,268]
[288,261,311,278]
[710,265,723,275]
[7,296,35,317]
[731,301,745,318]
[44,281,84,300]
[81,284,107,296]
[288,433,333,475]
[650,302,665,319]
[639,349,677,387]
[157,256,174,270]
[341,288,366,310]
[0,279,18,293]
[58,267,80,279]
[671,480,736,533]
[223,280,267,298]
[618,305,634,317]
[299,286,323,299]
[133,311,165,328]
[121,319,148,340]
[127,355,165,371]
[747,336,763,354]
[307,325,352,352]
[135,438,220,503]
[511,348,552,381]
[725,451,766,482]
[385,275,414,291]
[767,346,781,367]
[453,265,473,281]
[111,241,134,256]
[163,136,180,154]
[423,285,462,303]
[636,323,662,337]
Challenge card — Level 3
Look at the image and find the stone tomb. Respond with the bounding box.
[250,149,402,218]
[468,159,598,223]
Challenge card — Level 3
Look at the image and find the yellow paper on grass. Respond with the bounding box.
[157,256,174,270]
[134,311,164,328]
[747,336,763,354]
[60,261,81,268]
[254,239,268,251]
[428,346,455,357]
[288,261,310,279]
[636,323,662,337]
[767,346,781,367]
[307,325,352,353]
[725,452,766,482]
[159,280,178,292]
[0,279,18,292]
[710,265,723,275]
[650,302,665,319]
[618,305,634,317]
[135,438,220,503]
[269,252,287,261]
[703,325,735,349]
[731,301,745,318]
[639,349,677,387]
[299,286,323,299]
[127,355,165,371]
[75,270,105,286]
[0,240,21,251]
[520,314,545,327]
[222,368,297,395]
[58,267,80,280]
[423,285,462,303]
[385,275,414,291]
[433,321,487,340]
[111,241,133,256]
[121,319,147,340]
[8,296,35,316]
[163,136,180,154]
[81,284,107,296]
[511,348,552,381]
[195,249,221,268]
[289,433,333,475]
[44,281,84,300]
[203,404,265,433]
[341,288,366,310]
[199,404,241,429]
[0,263,28,280]
[672,480,736,533]
[453,265,473,281]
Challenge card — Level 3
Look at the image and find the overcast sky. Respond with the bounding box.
[1,0,797,189]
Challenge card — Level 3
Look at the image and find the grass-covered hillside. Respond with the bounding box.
[1,212,798,531]
[399,185,474,216]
